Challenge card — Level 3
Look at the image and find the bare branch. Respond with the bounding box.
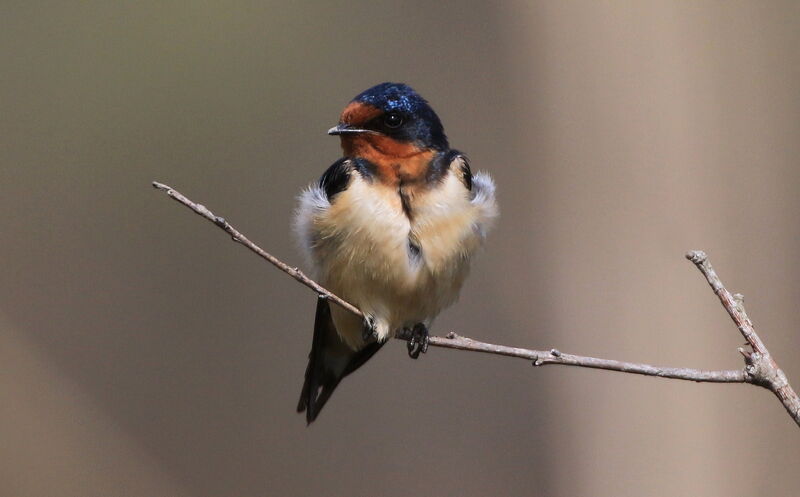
[152,182,362,318]
[686,251,800,427]
[152,182,798,427]
[430,333,744,382]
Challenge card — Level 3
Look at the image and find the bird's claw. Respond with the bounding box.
[407,323,429,359]
[362,315,377,342]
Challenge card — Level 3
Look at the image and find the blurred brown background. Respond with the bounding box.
[1,1,799,496]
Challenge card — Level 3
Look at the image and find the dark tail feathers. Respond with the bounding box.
[297,298,384,424]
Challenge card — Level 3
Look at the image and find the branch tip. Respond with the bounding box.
[685,250,707,264]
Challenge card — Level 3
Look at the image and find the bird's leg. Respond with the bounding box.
[407,323,429,359]
[362,314,377,342]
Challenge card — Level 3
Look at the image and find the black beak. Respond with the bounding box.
[327,124,379,136]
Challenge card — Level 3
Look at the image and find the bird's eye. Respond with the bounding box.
[383,112,404,129]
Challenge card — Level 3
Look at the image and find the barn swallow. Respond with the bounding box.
[294,82,497,423]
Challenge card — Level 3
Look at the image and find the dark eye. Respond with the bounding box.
[383,112,404,129]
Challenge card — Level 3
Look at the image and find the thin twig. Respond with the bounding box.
[686,251,800,427]
[153,181,799,427]
[430,333,744,382]
[152,182,362,318]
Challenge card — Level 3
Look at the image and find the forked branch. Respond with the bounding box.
[686,250,799,426]
[152,181,800,428]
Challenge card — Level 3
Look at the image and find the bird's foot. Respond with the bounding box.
[362,315,377,342]
[407,323,429,359]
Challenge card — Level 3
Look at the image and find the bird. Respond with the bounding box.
[293,82,497,423]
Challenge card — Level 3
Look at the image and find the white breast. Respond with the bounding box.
[294,158,497,349]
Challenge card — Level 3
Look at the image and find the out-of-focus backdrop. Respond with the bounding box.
[2,1,799,496]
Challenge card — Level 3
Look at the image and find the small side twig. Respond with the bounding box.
[153,181,800,428]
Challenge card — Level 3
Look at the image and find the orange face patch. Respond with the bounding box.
[339,102,382,127]
[343,134,422,160]
[344,136,435,187]
[336,102,435,187]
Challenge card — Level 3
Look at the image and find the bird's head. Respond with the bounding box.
[328,82,449,158]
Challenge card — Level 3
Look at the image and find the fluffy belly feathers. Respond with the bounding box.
[296,164,496,350]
